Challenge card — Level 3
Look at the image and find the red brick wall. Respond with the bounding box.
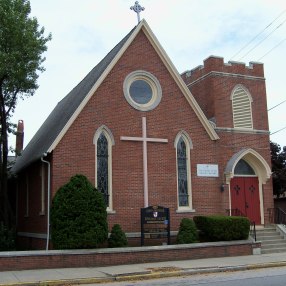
[15,30,273,248]
[182,55,273,223]
[0,240,259,271]
[17,161,48,235]
[182,56,268,130]
[51,30,222,234]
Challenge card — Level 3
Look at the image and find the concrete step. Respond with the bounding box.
[256,235,282,241]
[255,226,286,254]
[261,239,286,246]
[262,247,286,254]
[261,241,286,250]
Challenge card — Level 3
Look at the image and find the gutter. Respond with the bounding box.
[41,153,51,251]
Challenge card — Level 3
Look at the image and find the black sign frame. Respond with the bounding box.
[141,205,170,246]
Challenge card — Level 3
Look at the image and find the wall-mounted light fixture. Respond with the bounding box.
[220,183,226,192]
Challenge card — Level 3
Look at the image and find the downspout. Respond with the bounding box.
[41,153,50,251]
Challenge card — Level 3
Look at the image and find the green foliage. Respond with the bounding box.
[270,141,286,197]
[51,175,108,249]
[176,218,198,244]
[194,215,250,242]
[0,0,52,98]
[108,224,128,248]
[0,0,51,227]
[0,222,15,251]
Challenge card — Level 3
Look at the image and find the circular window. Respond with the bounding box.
[123,70,162,111]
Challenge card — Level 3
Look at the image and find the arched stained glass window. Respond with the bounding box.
[234,159,255,175]
[94,126,114,212]
[97,133,109,207]
[177,138,189,207]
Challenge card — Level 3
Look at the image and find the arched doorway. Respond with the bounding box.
[225,148,272,225]
[230,160,260,224]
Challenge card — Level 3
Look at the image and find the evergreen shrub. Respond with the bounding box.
[51,174,108,249]
[108,224,128,248]
[193,215,250,241]
[0,223,15,251]
[176,218,198,244]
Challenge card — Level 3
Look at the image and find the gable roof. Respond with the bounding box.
[12,20,219,174]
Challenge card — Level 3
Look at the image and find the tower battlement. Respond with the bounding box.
[182,55,264,84]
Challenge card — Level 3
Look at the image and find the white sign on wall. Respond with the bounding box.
[197,164,219,177]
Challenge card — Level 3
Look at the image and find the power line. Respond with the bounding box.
[238,18,286,61]
[268,99,286,111]
[271,126,286,135]
[257,38,286,61]
[230,9,286,60]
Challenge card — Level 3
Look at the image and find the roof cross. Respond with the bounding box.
[130,1,145,24]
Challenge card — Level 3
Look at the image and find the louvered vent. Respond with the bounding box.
[232,87,253,129]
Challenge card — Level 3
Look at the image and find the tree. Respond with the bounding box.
[270,141,286,197]
[0,0,51,227]
[51,175,108,249]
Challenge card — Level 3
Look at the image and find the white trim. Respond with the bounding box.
[230,84,253,102]
[93,126,114,212]
[176,208,196,213]
[175,132,193,210]
[187,71,265,87]
[225,148,272,184]
[174,130,193,149]
[46,20,218,153]
[17,232,48,239]
[225,149,272,226]
[231,85,253,129]
[215,127,269,135]
[123,70,162,111]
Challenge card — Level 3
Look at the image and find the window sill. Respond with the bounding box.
[107,209,116,214]
[176,208,196,214]
[39,211,45,216]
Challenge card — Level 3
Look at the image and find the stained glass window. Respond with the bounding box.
[234,159,255,175]
[177,138,189,207]
[97,133,109,206]
[130,80,152,104]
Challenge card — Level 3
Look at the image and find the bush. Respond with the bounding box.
[108,224,128,248]
[193,215,250,242]
[176,218,198,244]
[0,223,15,251]
[51,174,108,249]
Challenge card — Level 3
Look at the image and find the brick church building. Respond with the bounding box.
[13,20,273,249]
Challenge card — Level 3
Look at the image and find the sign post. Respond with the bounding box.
[141,206,170,246]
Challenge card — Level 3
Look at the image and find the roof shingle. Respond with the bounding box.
[12,26,136,173]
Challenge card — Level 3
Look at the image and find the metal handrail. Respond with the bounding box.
[268,207,286,225]
[250,221,256,241]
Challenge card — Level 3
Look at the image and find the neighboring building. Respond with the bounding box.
[12,20,273,249]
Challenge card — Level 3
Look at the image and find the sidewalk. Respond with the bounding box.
[1,252,286,286]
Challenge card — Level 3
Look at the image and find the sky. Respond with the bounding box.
[10,0,286,152]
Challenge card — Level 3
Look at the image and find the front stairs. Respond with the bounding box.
[256,225,286,254]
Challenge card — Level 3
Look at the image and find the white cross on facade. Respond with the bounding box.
[121,117,168,207]
[130,1,145,24]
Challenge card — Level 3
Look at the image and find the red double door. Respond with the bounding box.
[230,177,261,224]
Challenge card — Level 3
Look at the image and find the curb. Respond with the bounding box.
[2,261,286,286]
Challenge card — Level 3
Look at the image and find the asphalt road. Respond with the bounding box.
[85,266,286,286]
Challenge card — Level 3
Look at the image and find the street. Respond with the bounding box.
[83,266,286,286]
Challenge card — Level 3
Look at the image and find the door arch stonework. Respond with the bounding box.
[224,149,272,225]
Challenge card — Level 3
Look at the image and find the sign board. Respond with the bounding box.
[197,164,219,177]
[141,205,170,246]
